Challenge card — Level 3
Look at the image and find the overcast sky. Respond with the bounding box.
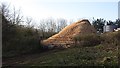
[0,0,119,22]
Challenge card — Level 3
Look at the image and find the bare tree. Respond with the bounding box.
[0,3,10,20]
[38,20,47,37]
[0,3,23,25]
[46,19,56,32]
[11,7,23,25]
[68,19,74,25]
[39,18,57,32]
[38,18,68,34]
[25,17,33,28]
[38,19,47,32]
[57,18,67,32]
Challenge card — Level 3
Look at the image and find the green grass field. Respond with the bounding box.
[3,43,118,67]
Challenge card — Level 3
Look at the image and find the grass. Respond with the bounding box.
[3,43,118,67]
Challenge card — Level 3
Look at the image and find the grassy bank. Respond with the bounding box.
[3,30,119,67]
[3,43,118,67]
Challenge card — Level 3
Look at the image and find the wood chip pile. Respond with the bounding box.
[41,19,96,48]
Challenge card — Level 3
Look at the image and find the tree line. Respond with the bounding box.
[92,18,120,33]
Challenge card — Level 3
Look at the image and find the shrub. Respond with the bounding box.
[2,25,43,57]
[101,31,120,45]
[73,33,102,47]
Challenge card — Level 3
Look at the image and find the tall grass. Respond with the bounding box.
[73,31,120,47]
[73,33,103,47]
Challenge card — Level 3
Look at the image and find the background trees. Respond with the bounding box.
[56,18,67,32]
[92,18,120,33]
[92,18,106,33]
[115,19,120,28]
[1,3,42,57]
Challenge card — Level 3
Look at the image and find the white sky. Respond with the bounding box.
[0,0,119,23]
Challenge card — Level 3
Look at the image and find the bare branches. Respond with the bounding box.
[11,7,23,25]
[1,3,23,25]
[0,3,10,19]
[57,18,67,32]
[38,18,68,33]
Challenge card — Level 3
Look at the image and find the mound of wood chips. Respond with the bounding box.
[41,19,96,48]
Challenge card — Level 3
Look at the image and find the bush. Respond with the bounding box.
[101,31,120,45]
[2,24,43,57]
[2,21,57,58]
[73,33,102,47]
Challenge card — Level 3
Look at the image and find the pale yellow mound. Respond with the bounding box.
[42,19,96,48]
